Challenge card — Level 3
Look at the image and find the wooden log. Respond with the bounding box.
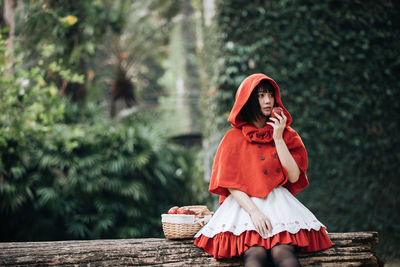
[0,232,379,266]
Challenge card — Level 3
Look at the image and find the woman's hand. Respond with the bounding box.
[249,209,272,238]
[228,188,273,237]
[267,110,287,141]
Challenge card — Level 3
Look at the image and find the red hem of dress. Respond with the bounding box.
[194,228,333,259]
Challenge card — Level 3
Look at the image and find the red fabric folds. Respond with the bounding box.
[194,228,333,259]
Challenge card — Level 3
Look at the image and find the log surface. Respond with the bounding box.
[0,232,379,266]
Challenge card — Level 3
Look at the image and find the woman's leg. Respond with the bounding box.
[244,246,270,267]
[270,244,300,267]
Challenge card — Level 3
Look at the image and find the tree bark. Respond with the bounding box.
[2,0,15,77]
[3,0,15,61]
[0,232,379,266]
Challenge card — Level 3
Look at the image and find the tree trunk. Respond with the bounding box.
[2,0,15,72]
[0,232,379,266]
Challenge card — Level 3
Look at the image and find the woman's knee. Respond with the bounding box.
[270,244,300,267]
[244,246,269,267]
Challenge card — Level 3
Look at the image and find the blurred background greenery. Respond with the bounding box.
[1,0,399,263]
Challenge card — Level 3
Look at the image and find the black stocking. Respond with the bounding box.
[244,246,269,267]
[270,244,300,267]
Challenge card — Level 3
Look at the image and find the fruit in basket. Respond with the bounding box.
[166,205,211,216]
[167,206,179,214]
[188,209,196,215]
[177,207,190,214]
[185,205,213,217]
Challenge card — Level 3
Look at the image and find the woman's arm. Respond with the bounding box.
[267,111,301,183]
[274,139,300,183]
[228,188,272,237]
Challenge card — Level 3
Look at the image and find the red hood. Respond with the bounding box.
[227,73,292,128]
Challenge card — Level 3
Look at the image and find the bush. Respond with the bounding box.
[0,37,207,240]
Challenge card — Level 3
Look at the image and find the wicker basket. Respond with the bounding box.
[161,206,213,239]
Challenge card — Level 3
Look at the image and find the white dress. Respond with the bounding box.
[195,186,327,239]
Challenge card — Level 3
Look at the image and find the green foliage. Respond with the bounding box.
[0,34,207,240]
[210,0,400,260]
[16,0,123,64]
[95,0,171,105]
[14,0,124,100]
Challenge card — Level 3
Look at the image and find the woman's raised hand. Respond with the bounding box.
[250,209,272,238]
[267,110,287,141]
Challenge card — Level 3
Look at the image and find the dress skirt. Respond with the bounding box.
[194,187,333,259]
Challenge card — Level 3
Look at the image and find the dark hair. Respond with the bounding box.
[241,79,275,122]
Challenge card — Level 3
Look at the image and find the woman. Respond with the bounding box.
[194,74,332,267]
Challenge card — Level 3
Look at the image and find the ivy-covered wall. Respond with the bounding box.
[209,0,400,260]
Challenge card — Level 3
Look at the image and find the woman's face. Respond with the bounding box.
[257,91,275,117]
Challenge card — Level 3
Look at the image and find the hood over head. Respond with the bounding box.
[228,73,292,129]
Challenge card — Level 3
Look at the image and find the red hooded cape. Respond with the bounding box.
[209,73,309,205]
[195,74,332,258]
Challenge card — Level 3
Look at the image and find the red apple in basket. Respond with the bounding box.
[167,206,179,214]
[188,209,196,215]
[177,207,190,214]
[271,107,283,119]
